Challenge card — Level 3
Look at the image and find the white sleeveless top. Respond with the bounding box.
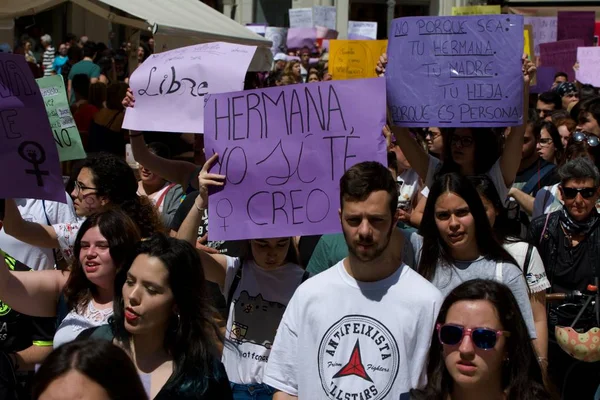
[53,301,113,348]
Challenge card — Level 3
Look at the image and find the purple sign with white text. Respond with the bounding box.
[386,15,524,128]
[0,54,65,202]
[204,79,387,241]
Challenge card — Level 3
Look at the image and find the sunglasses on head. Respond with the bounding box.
[561,186,598,200]
[573,131,600,147]
[437,323,510,350]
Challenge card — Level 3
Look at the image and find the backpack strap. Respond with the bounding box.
[154,183,177,210]
[523,243,534,277]
[301,269,311,283]
[522,162,554,195]
[226,264,243,312]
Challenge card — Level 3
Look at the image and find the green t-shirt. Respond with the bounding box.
[68,60,101,104]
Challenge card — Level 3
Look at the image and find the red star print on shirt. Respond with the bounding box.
[332,339,373,382]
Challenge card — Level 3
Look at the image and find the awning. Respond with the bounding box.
[0,0,273,70]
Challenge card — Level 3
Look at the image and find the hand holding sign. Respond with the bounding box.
[198,153,225,207]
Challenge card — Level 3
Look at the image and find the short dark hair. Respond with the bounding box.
[410,279,551,400]
[72,74,90,98]
[538,91,561,110]
[577,96,600,129]
[558,157,600,187]
[32,339,147,400]
[65,33,77,43]
[554,72,568,80]
[579,84,599,102]
[82,41,96,58]
[340,161,398,216]
[387,151,398,175]
[66,45,82,63]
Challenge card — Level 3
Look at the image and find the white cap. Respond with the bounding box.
[274,53,287,61]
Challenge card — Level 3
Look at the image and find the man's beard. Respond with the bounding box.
[344,224,394,263]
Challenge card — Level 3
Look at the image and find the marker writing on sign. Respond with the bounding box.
[18,141,49,186]
[0,109,21,139]
[0,60,37,98]
[138,66,209,98]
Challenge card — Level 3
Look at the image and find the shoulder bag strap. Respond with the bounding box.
[522,162,554,195]
[523,243,534,277]
[301,269,310,283]
[226,263,243,312]
[154,183,177,210]
[539,212,552,246]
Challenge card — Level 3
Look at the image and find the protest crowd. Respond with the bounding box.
[0,10,600,400]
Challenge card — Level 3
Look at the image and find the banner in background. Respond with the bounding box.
[540,39,583,82]
[576,47,600,87]
[557,11,595,48]
[289,8,313,28]
[348,21,378,40]
[203,79,387,240]
[451,5,501,16]
[329,40,387,80]
[524,17,557,57]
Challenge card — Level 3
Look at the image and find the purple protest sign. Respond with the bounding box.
[387,15,524,128]
[524,17,557,57]
[557,12,595,48]
[287,28,317,50]
[530,66,557,94]
[540,39,583,82]
[0,54,65,202]
[203,79,387,241]
[122,42,256,134]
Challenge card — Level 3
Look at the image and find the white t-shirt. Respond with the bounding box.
[503,241,551,294]
[425,156,508,203]
[263,260,443,399]
[53,301,113,348]
[222,257,306,385]
[52,218,86,264]
[397,169,420,211]
[0,196,76,270]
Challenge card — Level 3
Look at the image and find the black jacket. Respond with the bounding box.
[527,210,600,292]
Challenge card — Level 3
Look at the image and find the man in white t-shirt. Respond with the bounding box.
[264,162,443,400]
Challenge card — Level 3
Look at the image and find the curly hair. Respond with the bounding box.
[64,209,141,312]
[82,153,164,236]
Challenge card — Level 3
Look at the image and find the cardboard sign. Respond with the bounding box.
[0,54,65,202]
[451,5,501,16]
[576,47,600,87]
[313,6,337,30]
[289,8,313,28]
[348,21,378,40]
[203,79,387,240]
[540,39,583,82]
[557,11,595,48]
[387,15,524,128]
[36,75,86,162]
[524,17,557,57]
[122,42,256,134]
[329,40,388,80]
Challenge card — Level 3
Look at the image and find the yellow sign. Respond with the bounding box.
[524,24,536,85]
[329,40,388,80]
[451,5,501,16]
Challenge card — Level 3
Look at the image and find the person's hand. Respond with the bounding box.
[376,53,388,77]
[573,61,580,72]
[196,234,219,254]
[198,153,225,207]
[383,125,394,150]
[522,54,536,86]
[122,88,135,108]
[396,208,411,223]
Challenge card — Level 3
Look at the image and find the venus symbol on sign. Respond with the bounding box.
[18,141,49,187]
[216,198,233,232]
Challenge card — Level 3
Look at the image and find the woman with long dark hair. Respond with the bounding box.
[83,233,232,399]
[176,154,306,400]
[0,209,141,347]
[32,339,147,400]
[410,279,553,400]
[535,120,564,165]
[3,153,162,264]
[415,173,537,345]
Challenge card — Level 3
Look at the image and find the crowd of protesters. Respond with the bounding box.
[0,23,599,400]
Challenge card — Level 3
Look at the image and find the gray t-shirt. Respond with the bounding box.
[412,234,537,339]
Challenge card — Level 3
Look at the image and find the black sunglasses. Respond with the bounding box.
[437,323,510,350]
[561,186,598,200]
[573,131,600,147]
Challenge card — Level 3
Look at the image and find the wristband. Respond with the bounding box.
[194,201,205,213]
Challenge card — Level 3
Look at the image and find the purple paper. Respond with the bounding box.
[524,17,557,57]
[287,28,317,50]
[540,39,583,82]
[203,79,387,241]
[557,12,595,48]
[530,66,557,94]
[122,42,257,134]
[0,54,65,202]
[387,15,524,128]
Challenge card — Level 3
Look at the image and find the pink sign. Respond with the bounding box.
[123,42,257,134]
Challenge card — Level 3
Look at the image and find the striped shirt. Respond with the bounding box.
[42,46,55,76]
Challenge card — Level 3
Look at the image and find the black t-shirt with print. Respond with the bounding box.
[0,253,56,354]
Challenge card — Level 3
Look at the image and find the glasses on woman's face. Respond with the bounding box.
[425,130,441,140]
[437,323,510,350]
[561,186,598,200]
[573,131,600,147]
[450,135,474,148]
[74,181,98,196]
[538,138,553,147]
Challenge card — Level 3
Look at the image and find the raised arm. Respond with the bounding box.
[390,126,430,181]
[123,89,199,189]
[2,199,60,249]
[0,253,68,317]
[499,56,536,187]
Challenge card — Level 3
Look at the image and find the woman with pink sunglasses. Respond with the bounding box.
[411,279,553,400]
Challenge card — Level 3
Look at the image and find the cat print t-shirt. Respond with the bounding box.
[263,260,443,399]
[221,257,306,385]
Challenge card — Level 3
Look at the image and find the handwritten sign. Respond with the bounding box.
[329,40,388,80]
[36,75,86,162]
[530,66,557,94]
[203,79,387,240]
[348,21,378,40]
[540,39,583,82]
[266,27,287,55]
[451,5,500,16]
[122,42,257,134]
[289,8,313,28]
[313,6,337,30]
[524,17,557,57]
[558,12,595,48]
[0,54,65,202]
[387,15,524,128]
[576,47,600,87]
[287,27,316,50]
